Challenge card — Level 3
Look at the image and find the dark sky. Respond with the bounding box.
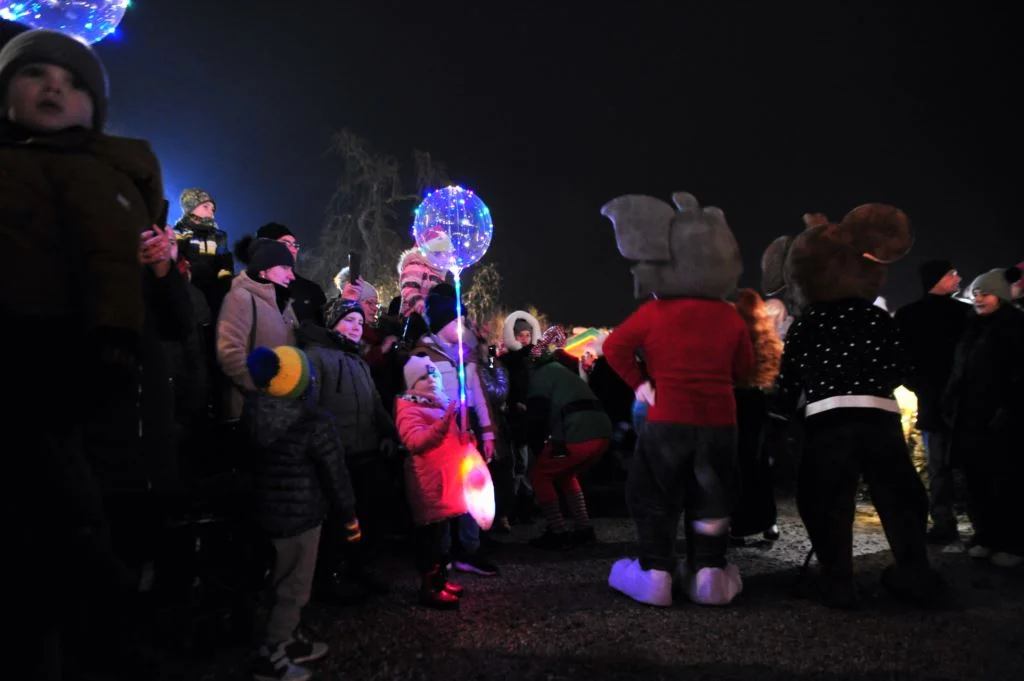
[97,1,1017,326]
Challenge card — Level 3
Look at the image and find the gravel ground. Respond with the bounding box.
[156,495,1024,681]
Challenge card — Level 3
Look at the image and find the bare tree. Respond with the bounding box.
[525,304,550,332]
[304,129,451,305]
[463,261,502,326]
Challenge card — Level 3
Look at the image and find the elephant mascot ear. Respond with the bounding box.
[601,191,741,300]
[600,194,676,300]
[599,194,676,263]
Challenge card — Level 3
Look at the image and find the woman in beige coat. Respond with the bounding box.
[216,236,300,421]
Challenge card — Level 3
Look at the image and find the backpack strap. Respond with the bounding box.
[248,294,258,352]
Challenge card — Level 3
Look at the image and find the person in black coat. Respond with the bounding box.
[173,188,233,320]
[257,222,326,326]
[501,311,542,523]
[244,345,362,680]
[894,260,969,542]
[944,267,1024,566]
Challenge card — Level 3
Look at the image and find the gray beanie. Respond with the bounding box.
[0,29,108,130]
[968,267,1022,303]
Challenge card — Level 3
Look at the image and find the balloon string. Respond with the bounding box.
[453,269,468,436]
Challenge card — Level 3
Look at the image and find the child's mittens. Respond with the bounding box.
[344,517,362,543]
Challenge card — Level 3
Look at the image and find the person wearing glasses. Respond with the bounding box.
[257,222,326,326]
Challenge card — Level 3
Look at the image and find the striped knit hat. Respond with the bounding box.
[247,346,311,398]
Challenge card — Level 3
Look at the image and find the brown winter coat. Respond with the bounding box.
[0,125,163,333]
[216,272,298,420]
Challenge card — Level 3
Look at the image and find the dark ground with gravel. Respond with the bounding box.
[149,477,1024,681]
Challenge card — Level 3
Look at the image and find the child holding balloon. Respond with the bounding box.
[396,354,470,610]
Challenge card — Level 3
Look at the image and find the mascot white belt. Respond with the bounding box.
[601,191,752,608]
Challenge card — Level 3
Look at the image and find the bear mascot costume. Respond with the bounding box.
[761,204,945,609]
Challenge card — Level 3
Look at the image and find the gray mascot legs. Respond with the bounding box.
[627,422,738,572]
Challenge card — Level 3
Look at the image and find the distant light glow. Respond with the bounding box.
[1,1,130,44]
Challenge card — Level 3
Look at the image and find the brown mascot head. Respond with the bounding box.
[761,204,913,314]
[600,191,742,300]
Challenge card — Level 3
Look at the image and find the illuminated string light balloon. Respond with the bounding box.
[412,185,496,527]
[0,1,131,44]
[412,185,493,274]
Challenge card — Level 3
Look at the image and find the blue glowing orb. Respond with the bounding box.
[0,1,130,44]
[412,185,493,274]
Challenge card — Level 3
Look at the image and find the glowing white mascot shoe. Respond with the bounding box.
[608,558,673,607]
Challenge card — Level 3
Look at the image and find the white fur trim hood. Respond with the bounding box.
[502,310,542,352]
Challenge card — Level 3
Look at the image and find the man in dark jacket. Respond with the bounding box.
[894,260,969,542]
[258,222,326,326]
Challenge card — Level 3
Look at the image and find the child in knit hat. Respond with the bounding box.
[245,345,363,681]
[0,28,164,350]
[297,296,397,601]
[1,32,165,678]
[174,187,233,314]
[414,283,501,576]
[396,353,467,609]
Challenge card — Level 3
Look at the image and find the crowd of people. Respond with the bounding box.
[2,26,1022,681]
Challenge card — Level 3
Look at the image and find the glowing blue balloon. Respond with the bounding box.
[0,1,129,45]
[412,185,493,274]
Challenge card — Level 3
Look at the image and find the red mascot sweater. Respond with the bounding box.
[603,298,755,427]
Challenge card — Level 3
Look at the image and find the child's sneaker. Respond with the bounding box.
[253,642,312,681]
[285,628,329,664]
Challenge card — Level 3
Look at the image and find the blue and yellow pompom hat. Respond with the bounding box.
[247,346,311,398]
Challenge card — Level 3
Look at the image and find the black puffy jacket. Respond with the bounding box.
[298,322,397,462]
[243,392,357,539]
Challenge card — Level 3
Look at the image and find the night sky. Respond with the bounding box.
[96,1,1016,326]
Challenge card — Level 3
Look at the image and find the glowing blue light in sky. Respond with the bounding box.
[0,1,131,44]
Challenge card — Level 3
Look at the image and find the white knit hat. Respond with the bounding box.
[404,354,439,390]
